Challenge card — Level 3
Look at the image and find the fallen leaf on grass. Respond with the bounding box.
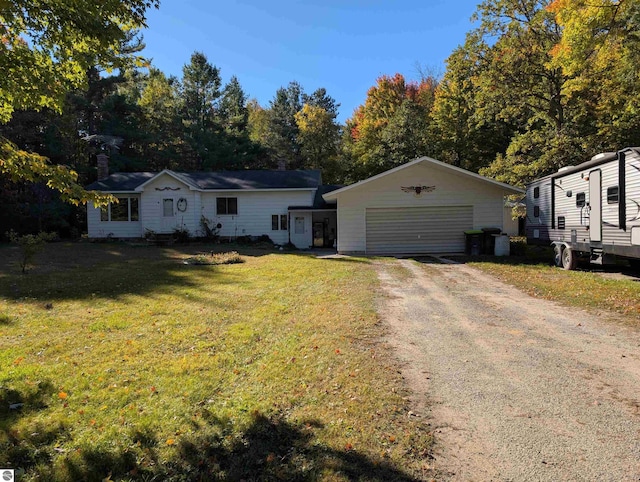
[58,392,68,400]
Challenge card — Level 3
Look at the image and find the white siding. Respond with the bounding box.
[503,206,520,236]
[200,190,314,246]
[88,171,316,243]
[334,162,508,254]
[527,149,640,250]
[139,174,197,235]
[87,195,143,238]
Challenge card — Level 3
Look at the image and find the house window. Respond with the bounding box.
[534,206,540,218]
[607,186,619,204]
[271,214,289,230]
[163,199,174,217]
[576,192,586,207]
[100,197,139,222]
[533,186,540,199]
[111,200,128,221]
[217,197,238,215]
[130,198,139,221]
[558,216,566,229]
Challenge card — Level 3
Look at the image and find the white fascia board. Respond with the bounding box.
[322,157,524,201]
[135,169,198,192]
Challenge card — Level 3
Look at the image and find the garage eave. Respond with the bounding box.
[322,157,524,201]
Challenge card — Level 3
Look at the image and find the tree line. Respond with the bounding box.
[2,0,640,236]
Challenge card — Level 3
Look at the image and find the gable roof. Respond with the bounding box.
[322,157,524,200]
[87,169,322,192]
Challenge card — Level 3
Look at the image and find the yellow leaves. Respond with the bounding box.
[58,391,68,400]
[13,356,24,365]
[0,138,115,206]
[166,438,176,446]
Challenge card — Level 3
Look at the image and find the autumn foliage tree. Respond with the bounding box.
[0,0,159,205]
[343,73,437,180]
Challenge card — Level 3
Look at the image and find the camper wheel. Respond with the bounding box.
[561,247,578,270]
[553,244,563,267]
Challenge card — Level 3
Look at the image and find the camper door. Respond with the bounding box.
[589,169,602,242]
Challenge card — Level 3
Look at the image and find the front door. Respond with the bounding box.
[161,198,176,233]
[313,222,324,247]
[589,169,602,242]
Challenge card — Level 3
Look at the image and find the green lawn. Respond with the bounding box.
[453,243,640,324]
[0,243,431,481]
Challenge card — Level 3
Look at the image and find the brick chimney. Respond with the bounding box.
[97,153,109,180]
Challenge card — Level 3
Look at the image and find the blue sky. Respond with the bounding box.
[142,0,481,123]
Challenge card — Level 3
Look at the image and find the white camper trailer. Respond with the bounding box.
[526,147,640,270]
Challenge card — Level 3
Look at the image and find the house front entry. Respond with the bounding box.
[288,208,337,249]
[312,211,337,248]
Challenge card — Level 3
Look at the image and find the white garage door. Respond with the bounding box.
[366,206,473,254]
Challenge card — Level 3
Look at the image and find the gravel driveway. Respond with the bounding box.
[377,259,640,481]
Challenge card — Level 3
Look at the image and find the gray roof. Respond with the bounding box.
[289,185,342,210]
[86,172,156,191]
[87,169,322,191]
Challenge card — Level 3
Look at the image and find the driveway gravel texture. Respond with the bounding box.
[377,258,640,481]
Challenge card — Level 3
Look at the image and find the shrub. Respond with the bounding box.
[7,230,57,273]
[184,251,244,265]
[199,216,219,241]
[172,226,190,244]
[509,236,527,256]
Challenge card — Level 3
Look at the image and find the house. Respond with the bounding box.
[322,157,524,255]
[86,168,339,249]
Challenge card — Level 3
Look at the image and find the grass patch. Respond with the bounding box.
[0,243,432,481]
[459,245,640,323]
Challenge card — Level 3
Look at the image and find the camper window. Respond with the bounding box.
[607,186,619,204]
[533,186,540,199]
[576,192,586,207]
[534,206,540,218]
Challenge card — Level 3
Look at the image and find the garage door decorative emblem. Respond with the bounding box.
[401,185,436,196]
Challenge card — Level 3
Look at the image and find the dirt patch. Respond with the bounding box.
[376,259,640,481]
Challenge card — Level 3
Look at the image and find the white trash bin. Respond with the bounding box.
[494,234,510,256]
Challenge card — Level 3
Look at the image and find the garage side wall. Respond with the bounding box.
[335,163,507,254]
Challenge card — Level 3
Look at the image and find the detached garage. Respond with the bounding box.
[323,157,523,255]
